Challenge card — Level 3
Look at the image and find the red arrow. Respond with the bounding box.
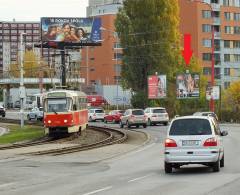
[182,34,193,66]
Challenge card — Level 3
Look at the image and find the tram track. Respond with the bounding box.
[0,118,128,155]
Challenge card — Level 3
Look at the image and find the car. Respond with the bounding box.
[0,105,6,117]
[164,115,228,173]
[144,107,169,126]
[88,108,105,122]
[14,100,20,109]
[193,111,219,121]
[27,107,44,121]
[119,109,147,128]
[104,110,124,123]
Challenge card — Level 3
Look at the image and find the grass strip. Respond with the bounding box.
[0,125,44,144]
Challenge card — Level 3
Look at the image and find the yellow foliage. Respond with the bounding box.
[223,81,240,110]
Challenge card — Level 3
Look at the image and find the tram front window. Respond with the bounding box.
[46,98,71,113]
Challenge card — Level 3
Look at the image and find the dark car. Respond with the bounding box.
[104,110,124,123]
[0,105,6,117]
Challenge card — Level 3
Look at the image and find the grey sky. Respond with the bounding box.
[0,0,88,21]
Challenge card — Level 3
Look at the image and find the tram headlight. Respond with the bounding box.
[64,119,68,123]
[48,120,51,124]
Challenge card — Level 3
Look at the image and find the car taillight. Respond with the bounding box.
[203,138,218,147]
[165,138,177,147]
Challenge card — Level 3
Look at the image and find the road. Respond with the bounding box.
[0,119,239,195]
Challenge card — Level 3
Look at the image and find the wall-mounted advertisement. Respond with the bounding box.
[41,17,101,43]
[148,75,167,99]
[206,86,220,100]
[176,73,200,98]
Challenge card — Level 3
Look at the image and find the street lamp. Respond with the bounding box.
[100,27,121,110]
[188,0,215,112]
[20,32,27,128]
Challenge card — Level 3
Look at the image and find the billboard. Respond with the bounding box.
[41,17,101,43]
[176,73,200,98]
[206,86,220,100]
[148,75,167,99]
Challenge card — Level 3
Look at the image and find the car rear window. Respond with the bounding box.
[95,109,104,113]
[132,110,144,115]
[169,119,212,135]
[153,109,166,113]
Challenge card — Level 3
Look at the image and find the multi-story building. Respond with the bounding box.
[180,0,240,89]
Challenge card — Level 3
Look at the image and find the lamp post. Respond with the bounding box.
[100,27,121,110]
[20,32,26,128]
[188,0,215,112]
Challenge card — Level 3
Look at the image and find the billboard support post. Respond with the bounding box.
[60,47,66,88]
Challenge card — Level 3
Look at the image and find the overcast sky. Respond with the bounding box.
[0,0,88,21]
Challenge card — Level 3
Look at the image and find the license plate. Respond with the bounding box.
[182,140,199,146]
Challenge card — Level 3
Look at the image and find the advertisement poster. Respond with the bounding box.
[206,86,220,100]
[148,75,167,99]
[41,17,101,43]
[176,73,200,98]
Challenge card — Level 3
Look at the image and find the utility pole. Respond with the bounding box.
[20,32,26,128]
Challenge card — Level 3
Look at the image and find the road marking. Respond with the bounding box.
[128,174,154,183]
[82,186,113,195]
[0,182,15,188]
[132,143,156,154]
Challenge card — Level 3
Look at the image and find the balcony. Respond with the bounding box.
[213,17,220,25]
[211,3,220,11]
[214,32,221,39]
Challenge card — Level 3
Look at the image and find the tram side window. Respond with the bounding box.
[78,98,87,109]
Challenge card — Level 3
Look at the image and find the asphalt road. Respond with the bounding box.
[0,120,239,195]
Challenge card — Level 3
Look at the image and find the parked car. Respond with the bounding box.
[0,105,6,117]
[193,111,219,121]
[119,109,147,128]
[27,107,44,121]
[164,115,228,173]
[104,110,124,123]
[14,100,20,109]
[144,107,169,126]
[88,108,105,122]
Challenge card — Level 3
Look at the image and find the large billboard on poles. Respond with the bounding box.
[176,73,200,98]
[148,75,167,99]
[41,17,101,43]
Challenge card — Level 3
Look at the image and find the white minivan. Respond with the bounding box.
[164,116,228,173]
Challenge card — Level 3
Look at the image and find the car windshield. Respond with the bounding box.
[153,109,166,113]
[169,119,212,135]
[95,109,104,113]
[132,110,144,115]
[45,98,71,112]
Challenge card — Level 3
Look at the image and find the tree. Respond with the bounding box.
[115,0,181,108]
[223,81,240,111]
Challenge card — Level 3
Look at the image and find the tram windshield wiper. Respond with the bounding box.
[52,108,58,115]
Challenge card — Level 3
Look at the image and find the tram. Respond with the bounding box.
[43,90,88,136]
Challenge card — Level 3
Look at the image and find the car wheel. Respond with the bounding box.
[164,162,172,173]
[220,155,224,168]
[2,114,5,117]
[119,121,124,128]
[212,159,220,172]
[126,120,131,128]
[143,124,147,128]
[147,119,152,126]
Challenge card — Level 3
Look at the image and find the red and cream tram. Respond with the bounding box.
[43,90,88,136]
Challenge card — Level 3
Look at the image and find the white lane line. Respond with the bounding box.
[0,182,16,188]
[132,143,156,154]
[128,174,154,183]
[82,186,113,195]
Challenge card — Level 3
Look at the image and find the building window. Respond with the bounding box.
[224,54,230,62]
[224,40,231,48]
[202,53,212,61]
[202,24,212,32]
[202,10,212,18]
[224,68,230,76]
[224,12,231,20]
[26,24,32,28]
[234,13,240,20]
[234,54,240,62]
[114,64,122,74]
[234,26,240,34]
[233,40,240,48]
[203,67,211,75]
[214,68,221,79]
[224,81,230,89]
[202,39,212,47]
[223,0,235,6]
[114,53,123,60]
[225,26,232,34]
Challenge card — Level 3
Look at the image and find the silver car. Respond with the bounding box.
[120,109,147,128]
[164,116,228,173]
[144,107,169,126]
